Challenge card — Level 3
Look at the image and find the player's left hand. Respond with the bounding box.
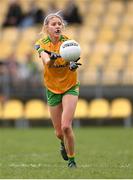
[69,58,82,71]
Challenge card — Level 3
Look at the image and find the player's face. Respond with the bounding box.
[47,17,63,39]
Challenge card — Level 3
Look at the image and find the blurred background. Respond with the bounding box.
[0,0,133,127]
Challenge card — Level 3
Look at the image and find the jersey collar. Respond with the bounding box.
[47,35,63,42]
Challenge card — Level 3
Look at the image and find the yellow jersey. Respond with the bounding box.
[35,35,78,94]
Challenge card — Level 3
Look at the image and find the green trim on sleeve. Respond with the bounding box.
[38,48,44,54]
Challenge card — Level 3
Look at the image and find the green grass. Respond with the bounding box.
[0,127,133,179]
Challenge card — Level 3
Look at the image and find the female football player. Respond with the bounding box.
[35,12,81,168]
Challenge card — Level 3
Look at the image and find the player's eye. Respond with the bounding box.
[51,22,56,26]
[50,21,62,27]
[58,22,62,26]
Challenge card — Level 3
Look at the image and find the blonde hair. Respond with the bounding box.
[40,11,65,35]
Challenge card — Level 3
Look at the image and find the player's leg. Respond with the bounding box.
[48,103,63,140]
[48,103,68,161]
[46,89,63,140]
[46,89,68,161]
[62,94,78,167]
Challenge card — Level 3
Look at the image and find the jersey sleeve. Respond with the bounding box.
[34,39,45,55]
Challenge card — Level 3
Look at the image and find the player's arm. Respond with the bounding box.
[35,44,60,65]
[40,51,51,65]
[35,44,51,64]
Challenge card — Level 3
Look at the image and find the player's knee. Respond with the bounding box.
[62,125,71,134]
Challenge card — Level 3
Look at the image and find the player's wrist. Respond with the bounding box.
[50,52,60,60]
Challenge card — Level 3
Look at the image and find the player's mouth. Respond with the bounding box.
[55,29,61,34]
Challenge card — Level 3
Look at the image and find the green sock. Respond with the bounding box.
[68,156,75,162]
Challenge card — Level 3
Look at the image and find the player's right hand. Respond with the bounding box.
[50,52,60,60]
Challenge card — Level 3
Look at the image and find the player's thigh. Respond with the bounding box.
[62,94,78,125]
[48,103,63,130]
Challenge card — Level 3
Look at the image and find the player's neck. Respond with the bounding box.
[49,35,60,44]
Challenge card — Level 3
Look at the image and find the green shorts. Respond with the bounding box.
[46,83,80,106]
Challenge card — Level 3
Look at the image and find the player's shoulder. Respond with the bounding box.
[35,36,50,45]
[60,35,70,42]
